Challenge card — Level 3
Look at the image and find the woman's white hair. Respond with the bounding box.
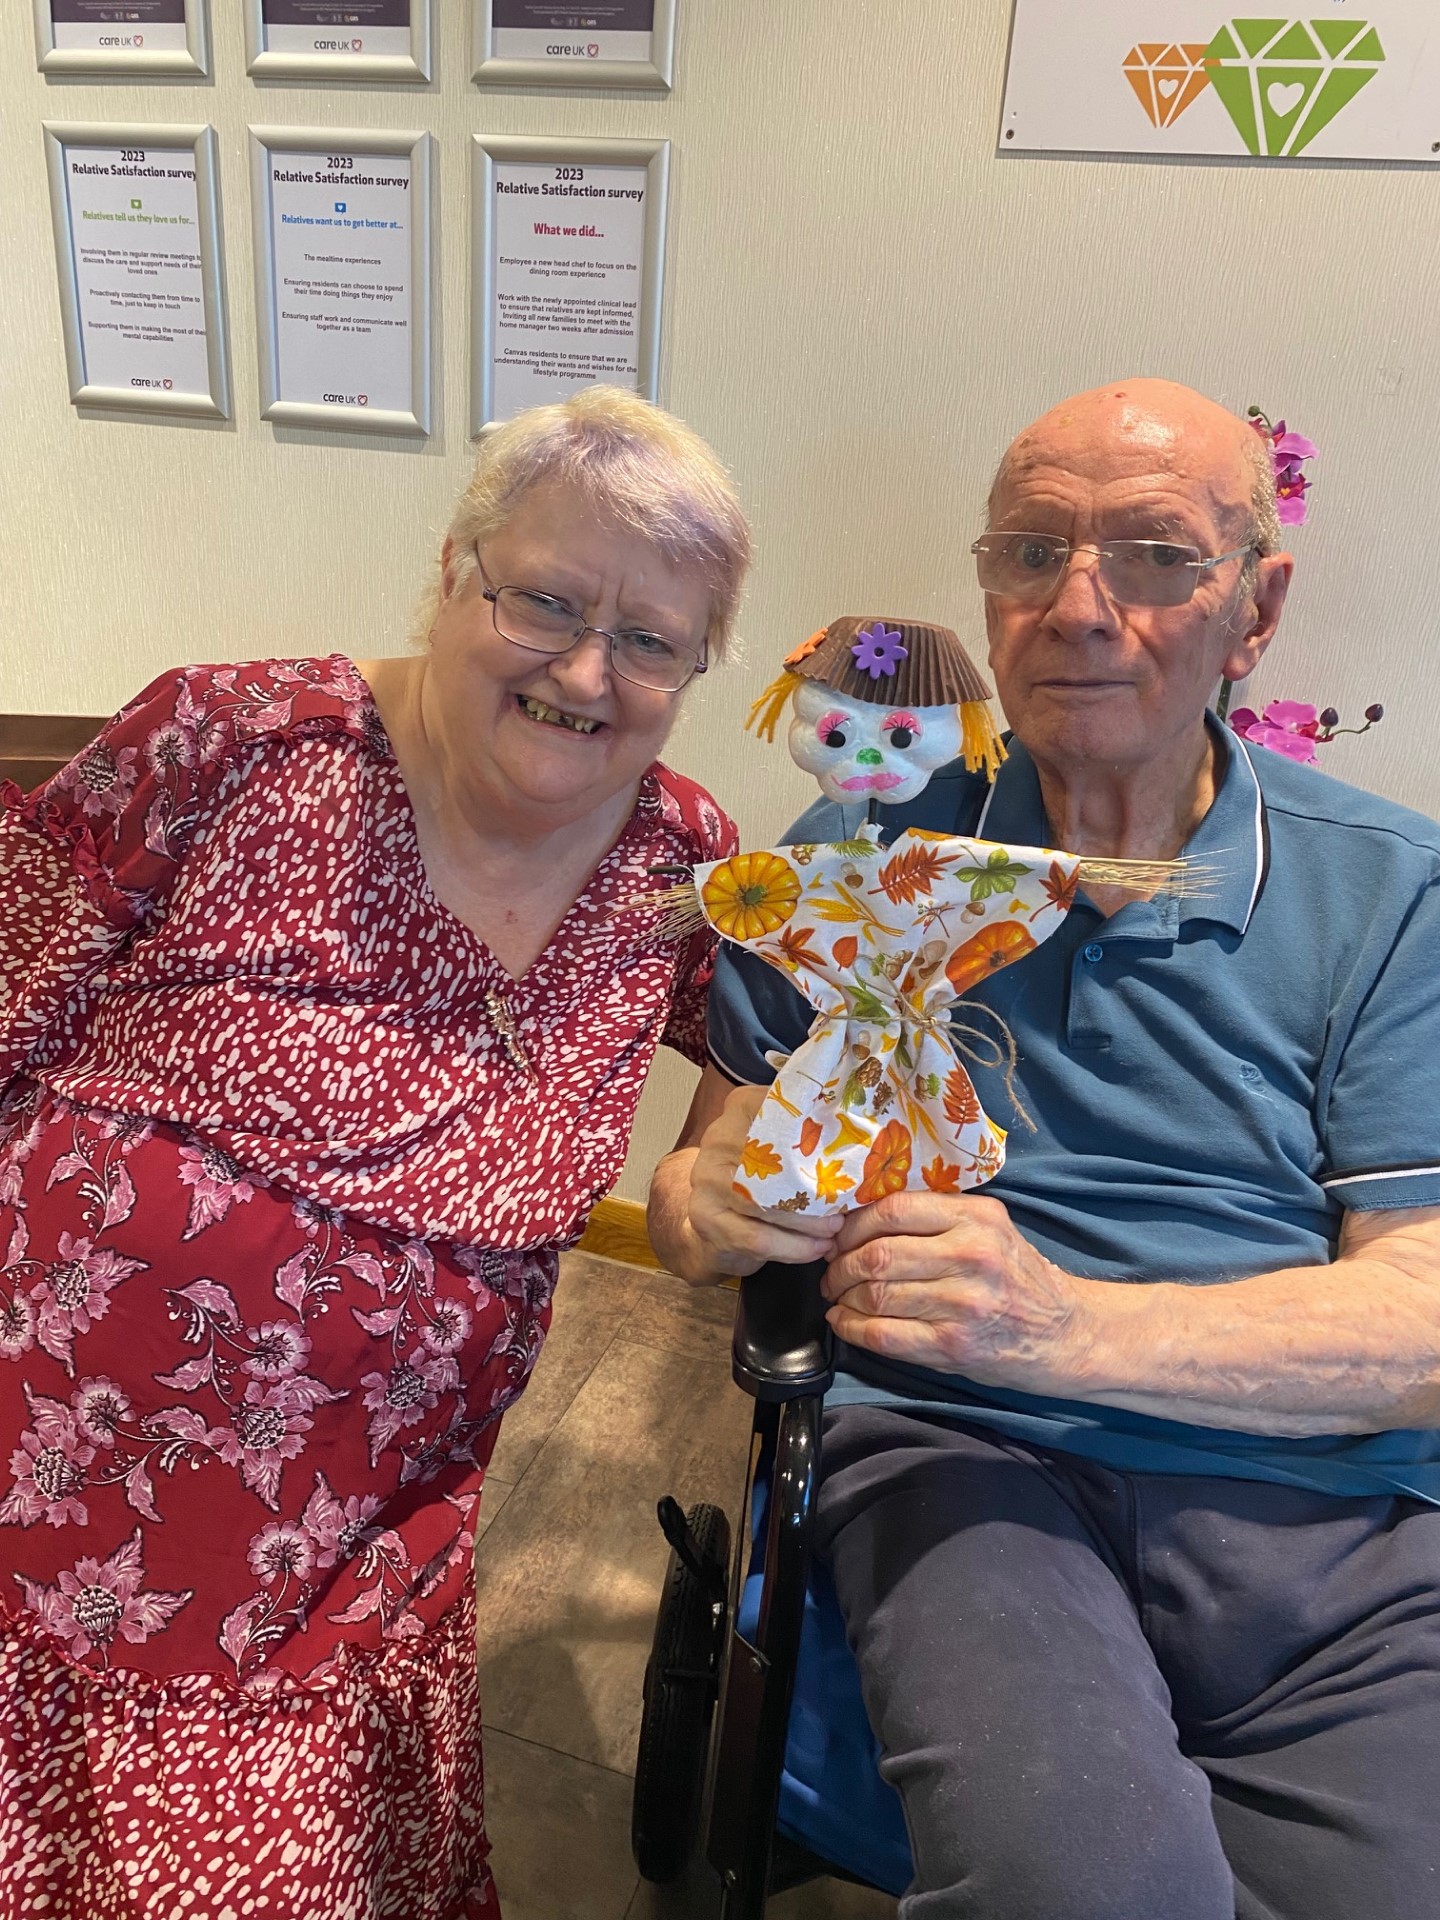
[413,386,751,659]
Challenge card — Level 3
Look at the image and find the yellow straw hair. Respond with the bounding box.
[960,702,1007,782]
[747,669,803,743]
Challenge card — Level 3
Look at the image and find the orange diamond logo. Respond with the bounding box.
[1122,42,1213,127]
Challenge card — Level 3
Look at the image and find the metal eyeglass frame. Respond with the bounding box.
[473,551,707,692]
[970,534,1256,608]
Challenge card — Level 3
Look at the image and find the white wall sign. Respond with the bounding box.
[250,127,431,436]
[471,136,668,434]
[245,0,430,82]
[35,0,209,76]
[1001,1,1440,162]
[42,122,229,418]
[474,0,673,90]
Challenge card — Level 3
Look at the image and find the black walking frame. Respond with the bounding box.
[631,1258,886,1914]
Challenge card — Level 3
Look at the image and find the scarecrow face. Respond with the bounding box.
[788,680,964,805]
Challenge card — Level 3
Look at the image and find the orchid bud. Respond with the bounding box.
[1365,704,1384,723]
[1319,708,1339,730]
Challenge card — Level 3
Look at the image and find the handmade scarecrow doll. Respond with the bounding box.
[650,618,1188,1218]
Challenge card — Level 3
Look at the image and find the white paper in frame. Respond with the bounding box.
[473,0,674,91]
[470,135,669,436]
[42,121,231,419]
[244,0,431,84]
[33,0,211,79]
[249,127,432,438]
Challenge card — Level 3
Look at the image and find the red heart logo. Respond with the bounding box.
[352,38,363,51]
[162,378,172,389]
[357,394,368,406]
[134,33,143,45]
[587,42,599,56]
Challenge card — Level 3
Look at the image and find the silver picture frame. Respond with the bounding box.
[42,120,231,419]
[473,0,674,91]
[244,0,432,84]
[249,124,432,437]
[33,0,211,78]
[470,133,669,436]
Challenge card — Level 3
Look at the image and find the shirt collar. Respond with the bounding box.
[971,713,1268,937]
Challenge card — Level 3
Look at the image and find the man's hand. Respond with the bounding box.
[686,1083,841,1279]
[822,1189,1096,1394]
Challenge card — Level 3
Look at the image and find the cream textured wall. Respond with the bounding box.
[2,2,1437,1203]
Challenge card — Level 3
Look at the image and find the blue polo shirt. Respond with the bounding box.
[708,719,1440,1502]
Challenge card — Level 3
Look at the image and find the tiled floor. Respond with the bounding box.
[475,1251,898,1920]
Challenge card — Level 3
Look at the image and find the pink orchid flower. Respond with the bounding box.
[1228,700,1321,764]
[1249,411,1317,527]
[1270,422,1319,464]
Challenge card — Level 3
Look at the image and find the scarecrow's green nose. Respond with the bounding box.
[855,748,884,766]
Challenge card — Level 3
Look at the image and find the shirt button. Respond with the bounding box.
[1082,943,1104,963]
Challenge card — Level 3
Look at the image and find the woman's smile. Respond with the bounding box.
[515,693,604,736]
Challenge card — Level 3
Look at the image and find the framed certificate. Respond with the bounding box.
[250,126,432,436]
[245,0,431,83]
[470,134,668,434]
[473,0,674,91]
[42,121,230,419]
[34,1,210,77]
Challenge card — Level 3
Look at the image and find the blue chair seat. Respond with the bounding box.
[736,1551,913,1896]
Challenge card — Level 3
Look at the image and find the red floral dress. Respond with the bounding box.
[0,656,734,1920]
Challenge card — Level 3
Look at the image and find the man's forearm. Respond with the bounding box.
[1075,1245,1440,1436]
[826,1194,1440,1436]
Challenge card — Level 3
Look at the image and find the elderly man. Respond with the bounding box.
[648,380,1440,1920]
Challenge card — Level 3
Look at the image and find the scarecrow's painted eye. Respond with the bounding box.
[816,710,850,750]
[882,712,920,749]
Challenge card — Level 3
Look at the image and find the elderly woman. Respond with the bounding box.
[0,387,748,1918]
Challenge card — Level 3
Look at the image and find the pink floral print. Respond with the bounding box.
[15,1526,192,1664]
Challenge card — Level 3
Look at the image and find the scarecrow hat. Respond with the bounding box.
[748,615,1006,780]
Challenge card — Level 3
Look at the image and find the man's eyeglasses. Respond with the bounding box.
[475,553,706,693]
[971,532,1255,610]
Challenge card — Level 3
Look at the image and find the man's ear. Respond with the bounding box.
[1221,551,1293,685]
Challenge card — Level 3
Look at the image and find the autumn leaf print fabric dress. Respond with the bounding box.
[0,657,733,1920]
[695,829,1080,1213]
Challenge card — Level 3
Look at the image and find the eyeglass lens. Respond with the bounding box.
[492,585,700,691]
[973,533,1206,609]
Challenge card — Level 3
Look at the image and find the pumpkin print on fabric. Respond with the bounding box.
[701,852,801,941]
[946,920,1039,995]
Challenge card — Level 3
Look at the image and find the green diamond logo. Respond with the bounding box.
[1203,18,1385,157]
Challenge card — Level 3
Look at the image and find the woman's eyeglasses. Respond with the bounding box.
[475,554,706,693]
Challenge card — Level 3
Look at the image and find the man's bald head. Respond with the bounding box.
[990,379,1280,569]
[977,377,1294,789]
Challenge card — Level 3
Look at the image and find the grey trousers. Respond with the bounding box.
[815,1405,1440,1920]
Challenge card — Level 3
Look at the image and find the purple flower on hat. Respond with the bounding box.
[850,622,908,680]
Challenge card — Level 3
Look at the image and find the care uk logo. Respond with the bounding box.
[1123,17,1386,155]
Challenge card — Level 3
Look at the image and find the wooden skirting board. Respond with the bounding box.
[578,1196,660,1269]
